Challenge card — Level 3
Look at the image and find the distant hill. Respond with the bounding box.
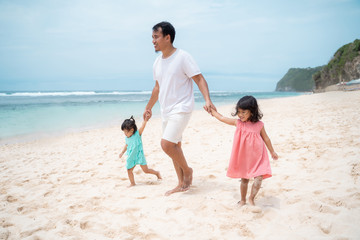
[275,66,324,92]
[313,39,360,90]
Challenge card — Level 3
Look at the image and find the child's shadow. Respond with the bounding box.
[183,178,232,196]
[257,196,281,209]
[141,180,162,186]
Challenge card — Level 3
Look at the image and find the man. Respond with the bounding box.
[143,21,216,196]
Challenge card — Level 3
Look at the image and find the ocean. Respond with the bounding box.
[0,91,306,142]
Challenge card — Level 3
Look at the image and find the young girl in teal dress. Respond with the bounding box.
[119,115,162,187]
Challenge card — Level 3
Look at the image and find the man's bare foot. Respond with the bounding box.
[127,183,135,188]
[189,168,193,185]
[237,200,246,207]
[156,171,162,180]
[248,198,255,206]
[182,168,193,191]
[165,185,183,196]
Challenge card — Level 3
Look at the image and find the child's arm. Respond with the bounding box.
[119,145,127,158]
[138,113,150,136]
[260,126,278,160]
[210,108,237,126]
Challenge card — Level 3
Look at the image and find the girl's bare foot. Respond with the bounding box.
[127,183,136,188]
[156,171,162,180]
[237,200,246,207]
[165,185,183,196]
[248,198,255,206]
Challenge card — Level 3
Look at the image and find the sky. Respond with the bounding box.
[0,0,359,92]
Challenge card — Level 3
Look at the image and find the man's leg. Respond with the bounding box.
[161,139,193,195]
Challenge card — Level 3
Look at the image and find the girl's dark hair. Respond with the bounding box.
[232,95,263,122]
[121,116,137,132]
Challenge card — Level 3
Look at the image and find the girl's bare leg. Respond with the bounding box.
[140,165,162,180]
[249,176,263,205]
[239,178,249,206]
[127,167,136,187]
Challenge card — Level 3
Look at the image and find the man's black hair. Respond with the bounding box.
[152,21,176,43]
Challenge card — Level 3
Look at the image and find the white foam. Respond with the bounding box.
[0,91,152,97]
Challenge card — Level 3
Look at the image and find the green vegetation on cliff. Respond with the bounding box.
[313,39,360,89]
[276,66,324,92]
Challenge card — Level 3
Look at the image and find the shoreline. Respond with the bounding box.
[316,83,360,92]
[1,91,360,239]
[0,92,309,146]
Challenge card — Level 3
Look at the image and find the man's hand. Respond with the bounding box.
[143,109,152,120]
[144,112,151,121]
[203,101,217,114]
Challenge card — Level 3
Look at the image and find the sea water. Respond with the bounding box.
[0,91,306,142]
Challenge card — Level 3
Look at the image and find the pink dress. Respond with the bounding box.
[227,120,272,179]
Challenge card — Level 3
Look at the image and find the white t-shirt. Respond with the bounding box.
[153,49,201,118]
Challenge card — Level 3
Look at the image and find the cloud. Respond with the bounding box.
[0,0,359,91]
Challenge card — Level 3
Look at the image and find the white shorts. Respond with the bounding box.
[162,112,192,144]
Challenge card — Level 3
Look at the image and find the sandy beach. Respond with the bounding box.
[1,90,359,240]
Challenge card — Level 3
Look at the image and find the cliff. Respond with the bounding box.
[313,39,360,90]
[275,66,323,92]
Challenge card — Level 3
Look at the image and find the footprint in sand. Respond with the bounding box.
[310,203,340,214]
[121,224,141,236]
[351,163,360,182]
[286,194,302,205]
[318,219,332,234]
[44,191,52,197]
[166,206,182,214]
[1,217,14,229]
[17,207,24,213]
[79,218,109,233]
[220,223,254,238]
[248,205,262,213]
[65,219,78,227]
[6,195,17,203]
[20,227,43,238]
[313,190,323,195]
[0,228,10,240]
[321,197,346,208]
[146,180,162,185]
[80,221,90,230]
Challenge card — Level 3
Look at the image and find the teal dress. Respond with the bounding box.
[125,131,147,169]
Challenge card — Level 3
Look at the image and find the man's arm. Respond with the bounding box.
[143,81,159,120]
[192,74,216,113]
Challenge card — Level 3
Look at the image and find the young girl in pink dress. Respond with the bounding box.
[210,96,278,206]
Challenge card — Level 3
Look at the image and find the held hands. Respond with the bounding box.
[144,112,151,121]
[204,101,217,116]
[209,107,217,116]
[209,106,221,118]
[143,109,152,121]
